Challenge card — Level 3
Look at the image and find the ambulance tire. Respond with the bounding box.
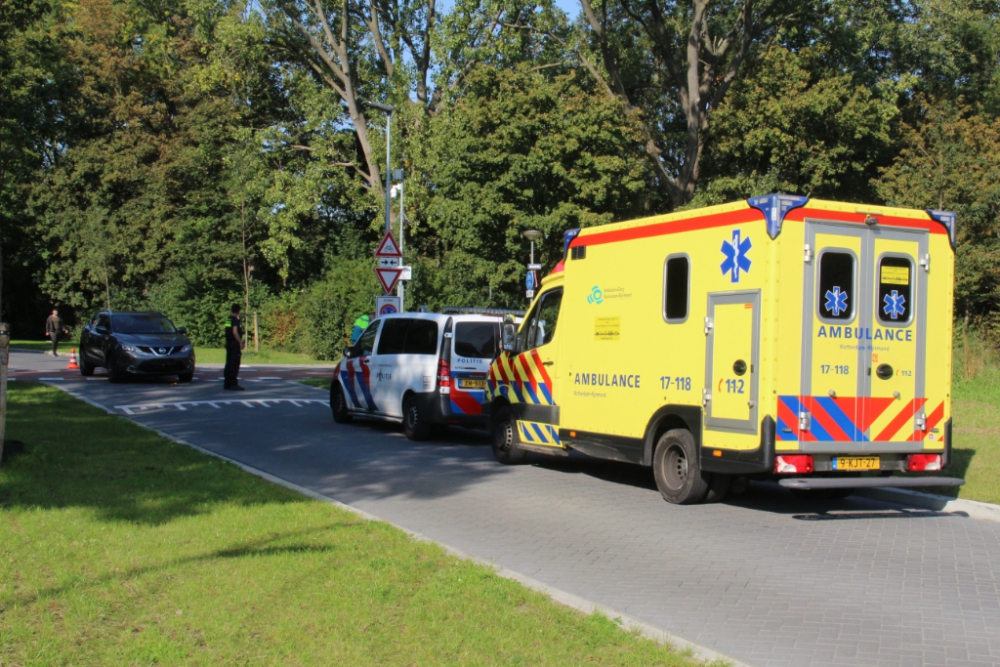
[653,429,710,505]
[703,473,732,503]
[330,382,353,424]
[403,395,432,441]
[491,405,526,465]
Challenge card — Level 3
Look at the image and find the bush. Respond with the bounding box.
[297,259,383,360]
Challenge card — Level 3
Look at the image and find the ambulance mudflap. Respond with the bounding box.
[485,196,964,505]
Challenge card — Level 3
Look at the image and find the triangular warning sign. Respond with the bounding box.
[376,267,402,294]
[375,232,402,258]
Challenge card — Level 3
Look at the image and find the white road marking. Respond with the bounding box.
[114,398,328,415]
[40,377,66,381]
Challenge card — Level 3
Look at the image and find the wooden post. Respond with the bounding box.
[253,312,259,353]
[0,322,9,467]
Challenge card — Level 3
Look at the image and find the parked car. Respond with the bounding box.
[331,312,514,440]
[79,311,195,383]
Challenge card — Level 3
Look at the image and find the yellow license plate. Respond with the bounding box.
[461,379,487,389]
[833,456,880,471]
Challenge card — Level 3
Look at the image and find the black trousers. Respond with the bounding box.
[224,341,241,387]
[49,333,59,355]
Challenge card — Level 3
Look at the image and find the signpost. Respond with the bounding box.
[375,231,404,295]
[376,296,401,317]
[525,269,538,299]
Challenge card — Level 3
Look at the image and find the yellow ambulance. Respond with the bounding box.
[485,195,964,504]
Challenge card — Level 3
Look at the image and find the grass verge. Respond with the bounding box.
[9,339,61,353]
[297,377,331,390]
[193,346,329,365]
[0,382,705,667]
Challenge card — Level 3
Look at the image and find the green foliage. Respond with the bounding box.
[298,259,384,359]
[876,99,1000,316]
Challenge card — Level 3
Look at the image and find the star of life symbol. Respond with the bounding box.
[720,230,752,283]
[883,290,906,320]
[824,286,848,316]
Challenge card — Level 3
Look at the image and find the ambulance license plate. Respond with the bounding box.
[833,456,880,471]
[461,379,487,389]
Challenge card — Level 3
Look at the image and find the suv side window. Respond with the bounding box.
[376,319,409,355]
[97,314,111,331]
[520,288,563,352]
[357,321,380,356]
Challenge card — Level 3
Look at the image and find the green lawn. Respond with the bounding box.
[931,370,1000,504]
[194,346,330,365]
[297,377,331,390]
[9,339,61,352]
[0,383,705,667]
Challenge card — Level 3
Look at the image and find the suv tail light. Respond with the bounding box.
[437,359,451,391]
[775,455,814,474]
[908,453,942,472]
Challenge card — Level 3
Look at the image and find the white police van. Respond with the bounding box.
[331,311,517,440]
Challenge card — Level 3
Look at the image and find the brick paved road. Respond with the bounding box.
[26,359,1000,667]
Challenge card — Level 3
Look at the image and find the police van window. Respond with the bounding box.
[663,255,689,322]
[524,289,563,351]
[818,251,855,322]
[376,319,408,355]
[358,321,379,356]
[877,256,913,325]
[403,319,439,355]
[454,322,500,358]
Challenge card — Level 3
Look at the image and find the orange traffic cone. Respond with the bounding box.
[67,348,80,370]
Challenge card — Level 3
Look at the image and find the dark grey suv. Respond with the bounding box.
[79,311,195,383]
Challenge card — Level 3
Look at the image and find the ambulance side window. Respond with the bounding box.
[663,254,690,322]
[817,251,855,322]
[877,256,913,325]
[521,289,563,351]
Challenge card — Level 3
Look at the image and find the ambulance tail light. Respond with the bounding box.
[907,454,942,472]
[437,359,451,392]
[775,455,814,474]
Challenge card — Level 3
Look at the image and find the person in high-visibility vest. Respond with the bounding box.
[350,313,371,345]
[223,304,245,390]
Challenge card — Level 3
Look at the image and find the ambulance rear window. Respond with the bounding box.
[877,256,913,325]
[454,322,500,359]
[818,251,855,321]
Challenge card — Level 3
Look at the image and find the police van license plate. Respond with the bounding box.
[460,379,487,389]
[832,456,880,471]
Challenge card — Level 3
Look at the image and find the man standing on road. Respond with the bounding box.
[223,304,244,391]
[45,308,68,357]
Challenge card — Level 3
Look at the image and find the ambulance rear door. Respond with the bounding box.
[795,220,927,450]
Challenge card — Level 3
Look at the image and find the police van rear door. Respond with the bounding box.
[798,221,927,449]
[448,319,501,415]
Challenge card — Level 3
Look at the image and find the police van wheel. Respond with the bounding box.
[403,395,431,441]
[330,382,352,424]
[492,406,526,465]
[653,429,710,504]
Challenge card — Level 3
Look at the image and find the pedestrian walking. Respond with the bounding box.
[350,313,371,345]
[45,308,69,357]
[223,304,244,391]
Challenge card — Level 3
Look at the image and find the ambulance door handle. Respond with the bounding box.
[543,361,554,366]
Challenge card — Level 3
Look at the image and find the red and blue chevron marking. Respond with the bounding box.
[449,378,485,415]
[339,359,377,411]
[777,395,943,442]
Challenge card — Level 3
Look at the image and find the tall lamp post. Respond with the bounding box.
[362,101,394,234]
[522,229,543,300]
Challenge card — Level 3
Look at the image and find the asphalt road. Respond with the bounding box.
[11,351,1000,667]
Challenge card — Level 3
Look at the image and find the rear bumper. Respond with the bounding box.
[435,392,486,427]
[779,476,964,490]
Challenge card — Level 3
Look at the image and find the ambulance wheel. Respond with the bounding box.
[330,382,352,424]
[403,395,431,441]
[704,473,732,503]
[491,405,526,465]
[653,429,710,504]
